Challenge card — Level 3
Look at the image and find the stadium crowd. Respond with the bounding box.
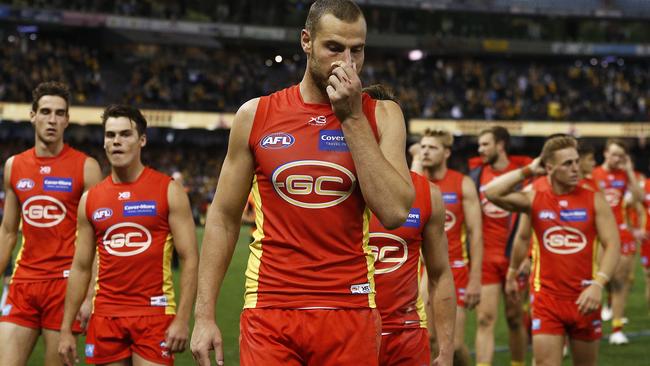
[1,37,649,122]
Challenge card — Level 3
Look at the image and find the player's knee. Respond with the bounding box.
[505,313,522,330]
[477,312,496,328]
[610,277,624,292]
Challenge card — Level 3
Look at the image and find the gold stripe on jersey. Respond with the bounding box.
[244,176,264,309]
[460,224,469,264]
[361,207,376,308]
[93,248,101,308]
[10,234,27,284]
[591,238,599,278]
[415,257,428,328]
[163,234,177,315]
[532,234,541,292]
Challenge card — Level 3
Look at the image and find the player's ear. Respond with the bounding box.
[140,133,147,148]
[301,29,312,54]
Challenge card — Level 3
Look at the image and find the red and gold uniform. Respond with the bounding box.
[2,145,87,331]
[84,168,175,365]
[430,169,469,306]
[529,186,602,340]
[240,85,381,365]
[641,179,650,269]
[592,167,635,255]
[371,172,431,366]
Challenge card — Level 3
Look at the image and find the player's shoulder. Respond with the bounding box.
[374,99,402,118]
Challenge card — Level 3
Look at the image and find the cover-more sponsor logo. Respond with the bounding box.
[442,192,458,204]
[369,232,408,275]
[560,209,588,222]
[16,178,35,191]
[22,195,66,228]
[272,160,356,209]
[102,222,152,256]
[319,130,348,152]
[123,201,157,217]
[444,209,456,232]
[43,177,73,192]
[92,208,114,222]
[260,132,295,149]
[402,208,421,228]
[542,226,587,254]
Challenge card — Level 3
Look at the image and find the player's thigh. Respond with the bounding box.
[532,334,564,366]
[42,328,67,366]
[0,322,39,365]
[98,360,131,366]
[477,283,501,325]
[132,352,167,366]
[569,338,598,366]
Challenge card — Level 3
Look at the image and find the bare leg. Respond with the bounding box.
[0,322,40,366]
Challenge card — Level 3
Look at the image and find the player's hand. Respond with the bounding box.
[76,299,92,331]
[165,316,190,353]
[464,276,481,310]
[632,228,647,242]
[191,320,224,366]
[529,157,546,176]
[504,272,519,302]
[622,154,634,173]
[408,143,421,158]
[58,329,78,366]
[576,284,602,315]
[431,351,453,366]
[517,257,531,277]
[326,60,363,123]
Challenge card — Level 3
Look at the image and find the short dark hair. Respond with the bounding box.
[577,141,594,158]
[541,135,578,165]
[362,84,398,103]
[101,104,147,136]
[605,138,628,154]
[479,125,510,152]
[305,0,364,37]
[31,81,70,112]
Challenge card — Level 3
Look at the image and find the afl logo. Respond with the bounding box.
[102,222,152,257]
[542,226,587,255]
[272,160,356,209]
[369,232,408,275]
[16,178,35,191]
[92,208,113,222]
[260,132,295,149]
[444,210,456,232]
[21,195,66,228]
[481,199,509,218]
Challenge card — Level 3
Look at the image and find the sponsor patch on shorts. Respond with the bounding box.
[123,201,157,217]
[402,208,421,228]
[150,295,169,307]
[43,177,73,192]
[319,130,348,152]
[532,318,541,330]
[85,344,95,358]
[350,283,371,294]
[1,304,12,316]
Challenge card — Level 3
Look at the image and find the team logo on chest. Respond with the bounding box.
[260,132,295,149]
[103,222,152,256]
[92,208,113,222]
[542,226,587,254]
[21,195,66,228]
[369,232,408,274]
[444,210,456,232]
[272,160,356,209]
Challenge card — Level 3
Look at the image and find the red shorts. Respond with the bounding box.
[641,240,650,269]
[481,256,509,285]
[240,308,381,366]
[451,266,469,307]
[620,229,637,256]
[85,314,174,365]
[530,292,602,341]
[379,328,430,366]
[1,279,82,332]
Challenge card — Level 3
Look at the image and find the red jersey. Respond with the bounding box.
[9,145,88,283]
[532,176,551,192]
[86,168,175,316]
[430,169,467,268]
[370,172,431,332]
[643,179,650,232]
[245,85,379,309]
[530,186,598,299]
[475,160,528,260]
[592,166,627,226]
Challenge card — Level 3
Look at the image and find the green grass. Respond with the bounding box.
[17,227,650,364]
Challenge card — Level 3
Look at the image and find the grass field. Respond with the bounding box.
[19,227,650,365]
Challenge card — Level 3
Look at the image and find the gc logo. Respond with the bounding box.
[481,198,509,218]
[603,188,621,208]
[444,210,456,232]
[21,195,66,228]
[542,226,587,254]
[102,222,152,257]
[272,160,356,209]
[369,232,408,275]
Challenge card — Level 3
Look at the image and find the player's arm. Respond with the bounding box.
[59,193,95,366]
[329,63,414,229]
[190,98,257,366]
[421,183,455,366]
[461,175,483,309]
[624,157,643,204]
[484,158,542,212]
[0,157,20,283]
[83,157,103,190]
[576,191,620,315]
[409,142,423,174]
[165,180,199,353]
[505,211,532,301]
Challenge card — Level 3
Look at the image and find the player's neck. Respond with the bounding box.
[425,164,447,181]
[551,179,575,195]
[299,74,330,105]
[34,138,64,158]
[491,154,510,171]
[111,162,145,184]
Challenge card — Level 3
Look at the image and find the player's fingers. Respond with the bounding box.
[214,339,224,366]
[331,67,351,84]
[192,346,211,366]
[325,85,337,100]
[328,74,343,91]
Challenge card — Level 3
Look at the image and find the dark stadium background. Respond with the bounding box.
[0,0,649,364]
